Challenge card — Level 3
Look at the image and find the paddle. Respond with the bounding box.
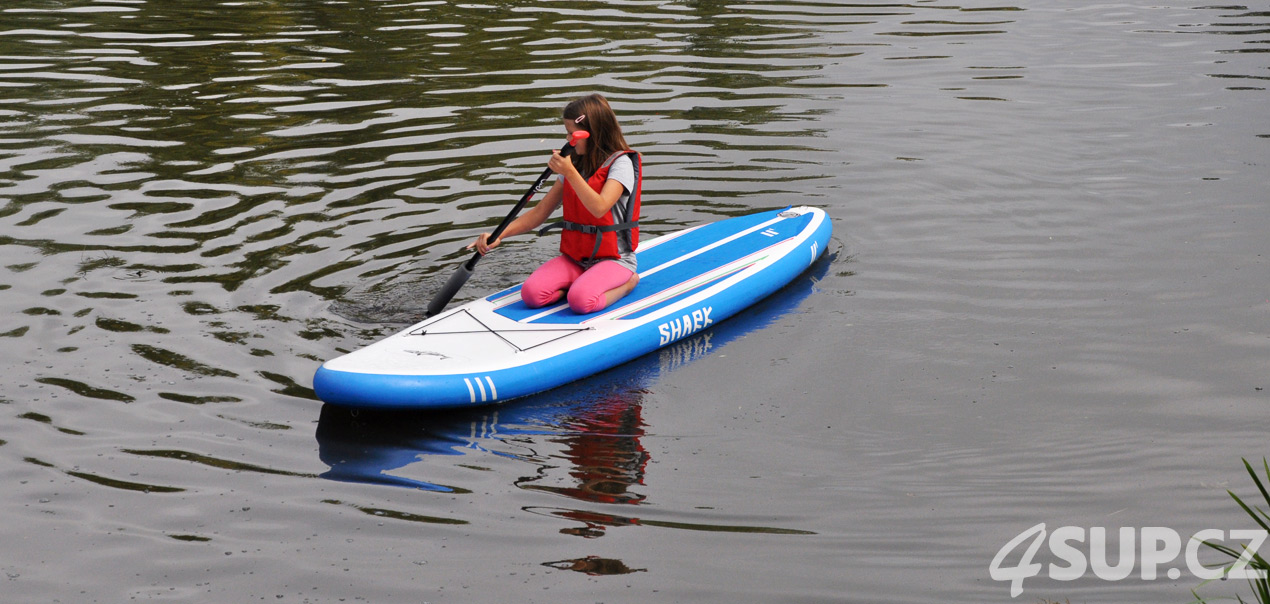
[424,130,590,318]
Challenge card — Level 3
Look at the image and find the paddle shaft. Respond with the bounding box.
[425,135,585,318]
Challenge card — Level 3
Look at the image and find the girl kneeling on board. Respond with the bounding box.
[470,93,642,314]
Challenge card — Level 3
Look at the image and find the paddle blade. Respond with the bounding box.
[425,260,475,318]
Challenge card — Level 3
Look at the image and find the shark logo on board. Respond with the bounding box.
[657,306,713,345]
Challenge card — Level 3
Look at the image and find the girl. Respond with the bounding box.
[470,94,642,314]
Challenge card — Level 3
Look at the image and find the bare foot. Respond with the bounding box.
[603,272,640,307]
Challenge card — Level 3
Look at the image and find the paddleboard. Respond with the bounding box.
[313,206,832,410]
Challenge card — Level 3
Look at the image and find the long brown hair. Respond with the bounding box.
[562,94,630,178]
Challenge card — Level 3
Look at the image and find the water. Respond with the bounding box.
[1,1,1267,602]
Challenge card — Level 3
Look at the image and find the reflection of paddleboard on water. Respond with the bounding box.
[315,249,835,493]
[313,206,832,410]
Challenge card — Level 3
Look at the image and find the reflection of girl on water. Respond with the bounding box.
[517,391,649,507]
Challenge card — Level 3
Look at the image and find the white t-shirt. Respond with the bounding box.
[605,154,635,214]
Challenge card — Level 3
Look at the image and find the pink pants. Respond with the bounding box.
[521,255,634,314]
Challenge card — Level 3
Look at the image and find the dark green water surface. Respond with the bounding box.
[0,1,1267,602]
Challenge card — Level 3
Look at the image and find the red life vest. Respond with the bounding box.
[556,150,641,262]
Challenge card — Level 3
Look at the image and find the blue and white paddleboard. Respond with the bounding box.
[313,206,831,410]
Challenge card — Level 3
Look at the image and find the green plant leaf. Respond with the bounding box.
[1245,458,1270,510]
[1230,490,1270,534]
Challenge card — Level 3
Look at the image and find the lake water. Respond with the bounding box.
[1,1,1267,602]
